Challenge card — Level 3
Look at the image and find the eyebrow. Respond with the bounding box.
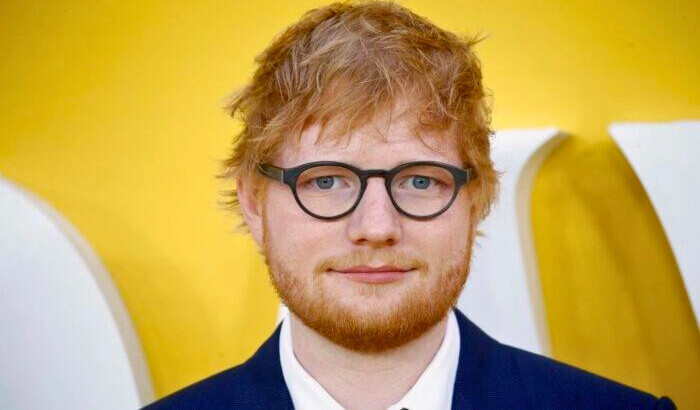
[284,159,465,172]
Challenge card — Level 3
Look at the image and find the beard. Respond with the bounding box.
[261,216,474,353]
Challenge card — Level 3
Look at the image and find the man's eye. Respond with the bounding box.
[398,175,435,190]
[314,176,338,189]
[410,175,432,189]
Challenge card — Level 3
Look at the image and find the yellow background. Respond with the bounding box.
[1,0,698,407]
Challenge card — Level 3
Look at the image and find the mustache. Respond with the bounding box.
[314,249,429,274]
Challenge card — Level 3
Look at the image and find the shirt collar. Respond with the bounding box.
[279,309,461,409]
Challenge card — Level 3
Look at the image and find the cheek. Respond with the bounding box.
[446,194,474,239]
[264,189,339,270]
[404,203,472,263]
[445,206,473,255]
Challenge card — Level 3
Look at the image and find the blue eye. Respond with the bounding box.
[411,176,431,189]
[314,176,335,189]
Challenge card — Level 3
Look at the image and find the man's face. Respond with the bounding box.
[247,110,476,353]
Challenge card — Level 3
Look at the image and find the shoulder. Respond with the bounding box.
[503,343,676,409]
[141,325,293,410]
[141,362,256,410]
[452,309,675,409]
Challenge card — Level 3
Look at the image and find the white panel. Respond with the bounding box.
[0,177,153,409]
[609,121,700,326]
[457,128,566,355]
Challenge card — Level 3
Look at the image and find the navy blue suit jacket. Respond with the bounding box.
[145,309,675,409]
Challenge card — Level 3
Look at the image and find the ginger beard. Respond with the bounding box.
[261,211,476,353]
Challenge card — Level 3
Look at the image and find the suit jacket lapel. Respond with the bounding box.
[242,323,295,409]
[451,308,531,409]
[252,310,530,409]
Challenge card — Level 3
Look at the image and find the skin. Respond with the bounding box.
[238,107,478,409]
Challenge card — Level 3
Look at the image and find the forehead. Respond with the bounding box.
[276,112,462,168]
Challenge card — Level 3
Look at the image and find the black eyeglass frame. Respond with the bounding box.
[257,160,474,220]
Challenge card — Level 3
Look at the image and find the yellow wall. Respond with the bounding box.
[1,0,698,407]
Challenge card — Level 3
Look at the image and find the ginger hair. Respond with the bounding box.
[221,0,498,224]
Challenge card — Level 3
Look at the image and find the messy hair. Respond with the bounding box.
[221,0,498,224]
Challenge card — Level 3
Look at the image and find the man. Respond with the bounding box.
[146,1,675,409]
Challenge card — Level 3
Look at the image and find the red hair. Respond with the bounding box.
[222,1,498,222]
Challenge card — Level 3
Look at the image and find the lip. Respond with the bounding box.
[330,265,413,284]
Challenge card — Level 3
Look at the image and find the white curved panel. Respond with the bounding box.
[0,176,153,409]
[609,121,700,326]
[457,128,566,355]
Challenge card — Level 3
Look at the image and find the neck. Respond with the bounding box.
[289,312,450,410]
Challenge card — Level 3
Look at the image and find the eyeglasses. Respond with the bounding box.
[257,160,473,220]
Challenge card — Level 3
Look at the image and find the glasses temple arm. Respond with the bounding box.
[257,164,285,183]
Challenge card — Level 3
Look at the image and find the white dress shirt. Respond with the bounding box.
[279,309,461,410]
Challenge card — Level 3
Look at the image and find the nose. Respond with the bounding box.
[345,177,402,247]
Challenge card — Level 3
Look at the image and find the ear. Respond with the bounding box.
[237,178,264,249]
